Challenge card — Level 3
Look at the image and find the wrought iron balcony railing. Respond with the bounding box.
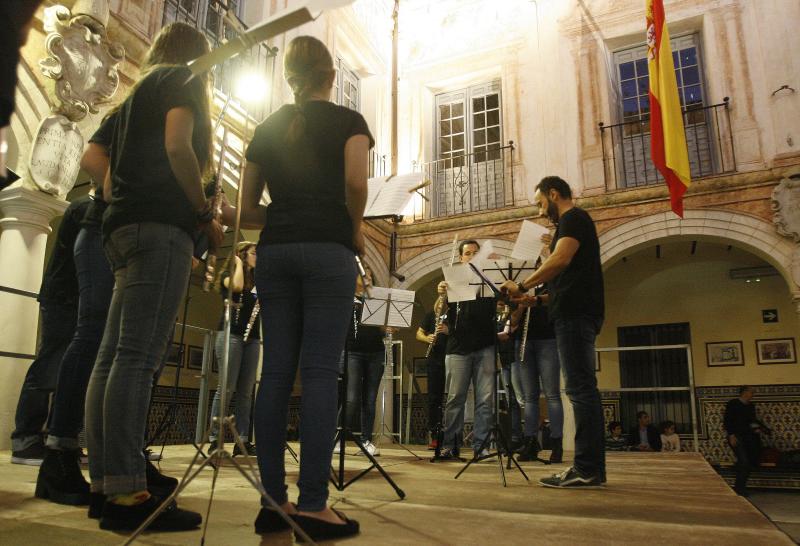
[599,98,736,192]
[408,142,515,221]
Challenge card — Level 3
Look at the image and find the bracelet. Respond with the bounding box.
[516,281,528,293]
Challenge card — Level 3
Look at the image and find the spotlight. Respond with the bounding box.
[235,72,269,104]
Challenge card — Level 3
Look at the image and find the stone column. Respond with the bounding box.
[0,187,67,449]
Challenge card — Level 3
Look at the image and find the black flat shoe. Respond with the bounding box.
[99,495,201,532]
[88,492,106,519]
[254,503,295,534]
[291,508,359,542]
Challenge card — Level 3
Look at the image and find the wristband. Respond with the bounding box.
[516,281,528,294]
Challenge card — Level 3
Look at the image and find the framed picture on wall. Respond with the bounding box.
[756,338,796,365]
[187,345,205,370]
[165,342,183,368]
[705,341,744,367]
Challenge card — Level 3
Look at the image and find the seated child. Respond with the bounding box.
[660,420,681,452]
[605,421,628,451]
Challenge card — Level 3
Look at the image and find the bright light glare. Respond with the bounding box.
[235,72,269,104]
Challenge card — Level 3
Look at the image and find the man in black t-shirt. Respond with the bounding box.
[724,386,769,495]
[502,176,605,488]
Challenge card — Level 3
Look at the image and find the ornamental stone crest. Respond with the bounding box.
[772,173,800,243]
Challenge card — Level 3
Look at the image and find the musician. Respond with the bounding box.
[439,240,497,460]
[84,22,222,531]
[502,176,605,489]
[222,35,368,540]
[416,281,449,450]
[208,241,260,457]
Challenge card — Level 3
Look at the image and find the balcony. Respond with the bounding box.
[408,142,515,221]
[599,98,736,192]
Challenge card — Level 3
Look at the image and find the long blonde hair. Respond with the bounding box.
[283,35,335,144]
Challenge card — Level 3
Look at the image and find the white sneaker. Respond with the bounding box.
[358,441,380,457]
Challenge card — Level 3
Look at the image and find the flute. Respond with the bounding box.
[242,300,260,342]
[518,307,531,363]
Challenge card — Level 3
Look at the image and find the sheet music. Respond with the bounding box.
[364,173,426,218]
[473,239,506,266]
[442,264,477,302]
[511,220,550,261]
[360,287,416,328]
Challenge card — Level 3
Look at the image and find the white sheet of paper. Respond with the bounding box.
[365,173,426,218]
[511,220,549,261]
[473,240,506,265]
[360,287,416,328]
[443,264,477,302]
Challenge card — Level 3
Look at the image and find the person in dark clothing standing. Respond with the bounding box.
[724,385,769,496]
[9,195,89,465]
[497,302,524,451]
[628,410,662,452]
[416,282,449,449]
[502,176,606,488]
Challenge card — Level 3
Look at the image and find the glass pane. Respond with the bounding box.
[486,94,499,110]
[452,117,464,133]
[487,126,500,144]
[619,61,635,81]
[488,147,501,161]
[621,80,637,98]
[684,84,702,105]
[452,134,464,152]
[623,98,639,117]
[635,58,649,77]
[452,102,464,117]
[672,50,679,66]
[439,137,451,153]
[180,0,196,11]
[473,130,486,146]
[439,120,451,136]
[639,96,650,114]
[637,76,649,95]
[682,65,699,86]
[680,47,697,66]
[674,69,682,87]
[453,155,464,168]
[474,113,486,129]
[474,151,486,163]
[472,96,485,112]
[439,104,450,120]
[486,110,500,126]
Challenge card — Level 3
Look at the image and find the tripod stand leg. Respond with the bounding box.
[453,432,492,480]
[494,425,530,482]
[348,433,405,499]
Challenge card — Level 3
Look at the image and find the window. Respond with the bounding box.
[334,57,360,111]
[435,81,502,166]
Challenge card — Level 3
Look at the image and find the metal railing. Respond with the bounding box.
[162,0,277,121]
[410,142,515,221]
[599,98,735,192]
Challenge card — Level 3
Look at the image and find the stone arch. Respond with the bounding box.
[396,238,515,291]
[598,209,799,295]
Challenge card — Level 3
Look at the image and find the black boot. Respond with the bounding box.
[549,437,563,464]
[516,437,541,462]
[35,448,91,505]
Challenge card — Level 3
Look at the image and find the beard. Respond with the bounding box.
[546,199,559,223]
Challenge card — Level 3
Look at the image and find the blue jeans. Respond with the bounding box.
[11,301,77,451]
[209,333,260,441]
[345,350,385,442]
[442,346,494,453]
[554,316,605,477]
[253,242,356,512]
[519,338,563,439]
[47,228,114,450]
[85,223,192,494]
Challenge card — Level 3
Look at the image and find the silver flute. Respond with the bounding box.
[518,306,531,363]
[242,300,260,342]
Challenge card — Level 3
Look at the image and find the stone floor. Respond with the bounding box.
[0,443,793,545]
[747,490,800,543]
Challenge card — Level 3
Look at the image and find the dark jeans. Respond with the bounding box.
[254,242,356,512]
[554,315,605,477]
[345,350,385,442]
[11,301,77,451]
[47,228,114,450]
[209,333,260,441]
[426,354,446,433]
[85,223,192,494]
[731,433,761,491]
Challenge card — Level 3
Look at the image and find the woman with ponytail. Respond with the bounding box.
[222,35,371,541]
[83,22,222,533]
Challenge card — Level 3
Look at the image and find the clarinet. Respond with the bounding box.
[242,299,260,342]
[425,308,447,358]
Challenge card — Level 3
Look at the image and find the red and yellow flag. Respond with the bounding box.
[647,0,691,217]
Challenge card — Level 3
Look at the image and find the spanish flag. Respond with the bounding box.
[647,0,691,217]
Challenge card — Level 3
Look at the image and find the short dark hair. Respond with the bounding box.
[459,239,480,256]
[636,411,648,420]
[608,421,622,433]
[739,385,752,395]
[537,176,573,199]
[660,420,675,433]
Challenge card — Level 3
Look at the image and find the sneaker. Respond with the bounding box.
[427,438,438,451]
[99,495,201,532]
[539,466,604,489]
[11,443,46,466]
[357,441,380,457]
[474,448,490,460]
[517,437,541,462]
[432,448,463,462]
[35,448,91,505]
[233,441,257,457]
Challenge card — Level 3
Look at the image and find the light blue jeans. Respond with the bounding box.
[209,333,260,442]
[519,338,564,439]
[442,346,494,454]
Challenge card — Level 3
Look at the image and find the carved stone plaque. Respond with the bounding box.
[772,175,800,242]
[28,115,84,197]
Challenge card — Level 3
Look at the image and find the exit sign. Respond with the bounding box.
[762,309,778,323]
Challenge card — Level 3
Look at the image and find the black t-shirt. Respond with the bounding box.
[244,101,374,251]
[347,300,384,353]
[421,310,448,360]
[724,398,757,436]
[218,272,260,339]
[548,207,604,320]
[103,66,208,241]
[39,196,92,305]
[445,297,496,355]
[82,113,116,230]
